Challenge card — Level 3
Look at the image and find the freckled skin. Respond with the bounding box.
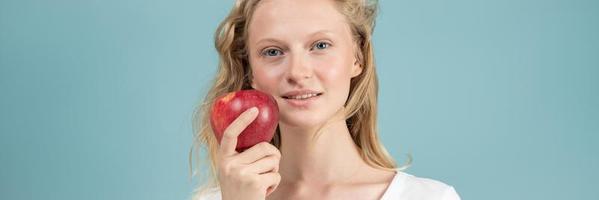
[247,0,363,129]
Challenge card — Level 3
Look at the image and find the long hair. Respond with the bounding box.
[189,0,411,198]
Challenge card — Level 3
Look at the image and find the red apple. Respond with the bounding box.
[210,89,279,152]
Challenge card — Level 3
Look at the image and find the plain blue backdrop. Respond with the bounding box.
[1,0,597,199]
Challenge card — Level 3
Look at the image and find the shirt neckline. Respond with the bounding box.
[379,169,406,200]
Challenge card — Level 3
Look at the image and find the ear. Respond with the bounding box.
[351,58,363,78]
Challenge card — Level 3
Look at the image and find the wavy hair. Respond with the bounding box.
[189,0,411,198]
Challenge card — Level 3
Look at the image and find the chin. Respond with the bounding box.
[279,111,327,129]
[279,108,343,131]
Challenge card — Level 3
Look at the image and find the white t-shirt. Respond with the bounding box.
[380,171,461,200]
[196,170,461,200]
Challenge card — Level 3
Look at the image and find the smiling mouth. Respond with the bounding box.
[282,92,323,100]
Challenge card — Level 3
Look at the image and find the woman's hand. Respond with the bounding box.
[216,107,282,200]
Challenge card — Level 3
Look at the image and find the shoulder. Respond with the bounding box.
[192,187,221,200]
[381,171,461,200]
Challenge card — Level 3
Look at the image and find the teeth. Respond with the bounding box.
[288,93,318,100]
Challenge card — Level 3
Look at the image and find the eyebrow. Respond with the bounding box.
[254,30,336,46]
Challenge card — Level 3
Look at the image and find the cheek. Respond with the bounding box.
[251,66,284,91]
[313,52,355,85]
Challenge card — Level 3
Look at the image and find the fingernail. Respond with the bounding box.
[249,107,259,114]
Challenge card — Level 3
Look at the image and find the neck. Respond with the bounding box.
[277,114,367,186]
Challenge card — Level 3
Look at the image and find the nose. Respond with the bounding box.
[286,52,312,85]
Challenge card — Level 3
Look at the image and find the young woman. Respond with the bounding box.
[191,0,461,199]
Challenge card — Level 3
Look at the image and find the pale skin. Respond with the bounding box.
[216,0,396,200]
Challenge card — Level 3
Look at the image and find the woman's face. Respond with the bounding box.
[248,0,362,128]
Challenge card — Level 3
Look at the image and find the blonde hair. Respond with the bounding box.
[189,0,411,197]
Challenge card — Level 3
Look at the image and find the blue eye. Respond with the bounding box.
[312,41,330,50]
[262,48,283,57]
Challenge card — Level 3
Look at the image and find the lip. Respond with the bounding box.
[282,93,322,108]
[281,89,323,98]
[280,89,323,108]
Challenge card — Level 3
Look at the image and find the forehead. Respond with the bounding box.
[248,0,350,43]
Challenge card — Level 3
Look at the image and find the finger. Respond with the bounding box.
[219,107,259,156]
[246,155,280,174]
[259,172,281,197]
[235,142,281,164]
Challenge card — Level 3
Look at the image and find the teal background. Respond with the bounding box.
[1,0,597,199]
